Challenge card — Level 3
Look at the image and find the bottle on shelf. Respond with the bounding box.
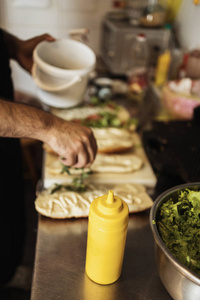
[130,33,149,70]
[178,53,189,79]
[127,33,150,101]
[154,49,171,87]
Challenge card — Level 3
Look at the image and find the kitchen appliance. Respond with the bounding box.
[101,13,173,75]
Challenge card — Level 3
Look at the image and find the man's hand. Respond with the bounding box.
[3,30,55,73]
[46,117,97,168]
[1,30,97,168]
[0,99,97,169]
[16,33,55,73]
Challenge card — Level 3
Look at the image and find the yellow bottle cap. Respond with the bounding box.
[106,190,114,204]
[89,190,129,231]
[97,190,123,215]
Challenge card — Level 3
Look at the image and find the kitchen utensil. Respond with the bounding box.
[32,39,96,108]
[85,190,129,285]
[150,182,200,300]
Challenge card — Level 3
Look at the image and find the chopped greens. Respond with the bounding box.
[50,166,92,194]
[157,189,200,276]
[80,111,138,129]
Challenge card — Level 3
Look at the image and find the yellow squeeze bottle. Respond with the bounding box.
[155,50,171,87]
[85,190,129,285]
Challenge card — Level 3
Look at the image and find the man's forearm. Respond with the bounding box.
[0,99,53,141]
[0,99,97,168]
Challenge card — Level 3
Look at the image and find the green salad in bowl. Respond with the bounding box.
[157,188,200,276]
[150,183,200,300]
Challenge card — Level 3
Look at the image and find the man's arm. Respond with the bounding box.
[0,99,97,168]
[0,29,97,167]
[3,29,55,73]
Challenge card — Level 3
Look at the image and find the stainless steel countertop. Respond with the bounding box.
[31,211,172,300]
[30,86,172,299]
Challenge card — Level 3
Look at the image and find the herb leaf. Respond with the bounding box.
[61,165,71,175]
[51,165,93,194]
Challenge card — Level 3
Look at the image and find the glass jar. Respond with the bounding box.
[140,0,166,28]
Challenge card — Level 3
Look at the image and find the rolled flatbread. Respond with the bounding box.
[46,152,143,175]
[35,183,153,219]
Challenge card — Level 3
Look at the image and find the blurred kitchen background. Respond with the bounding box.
[0,0,199,101]
[1,0,200,298]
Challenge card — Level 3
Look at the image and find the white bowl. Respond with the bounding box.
[32,64,83,92]
[150,183,200,300]
[32,39,96,107]
[33,39,96,79]
[36,75,88,108]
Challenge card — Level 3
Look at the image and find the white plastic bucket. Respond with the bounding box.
[32,39,96,108]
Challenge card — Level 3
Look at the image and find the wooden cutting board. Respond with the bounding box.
[42,133,157,189]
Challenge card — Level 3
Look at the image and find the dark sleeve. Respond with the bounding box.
[0,28,14,101]
[0,29,25,286]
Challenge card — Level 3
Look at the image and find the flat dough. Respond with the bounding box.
[46,152,143,175]
[92,127,135,153]
[35,183,153,219]
[92,153,143,172]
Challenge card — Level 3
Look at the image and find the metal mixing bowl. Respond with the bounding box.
[150,183,200,300]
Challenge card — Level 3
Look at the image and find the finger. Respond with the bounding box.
[89,129,98,153]
[43,34,55,42]
[33,33,55,44]
[83,131,98,163]
[83,142,96,167]
[72,144,89,169]
[90,135,98,158]
[59,153,77,167]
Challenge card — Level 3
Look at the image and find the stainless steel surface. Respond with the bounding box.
[31,211,172,300]
[30,87,170,299]
[150,183,200,300]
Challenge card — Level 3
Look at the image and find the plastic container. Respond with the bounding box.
[127,33,149,100]
[155,49,171,86]
[85,190,129,285]
[178,53,189,79]
[32,39,96,108]
[169,48,183,80]
[130,33,149,70]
